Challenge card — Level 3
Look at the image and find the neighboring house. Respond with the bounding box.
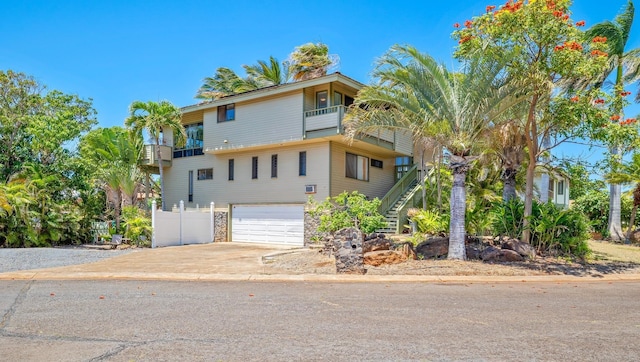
[534,170,570,209]
[141,73,415,246]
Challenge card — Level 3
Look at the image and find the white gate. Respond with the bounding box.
[151,200,214,248]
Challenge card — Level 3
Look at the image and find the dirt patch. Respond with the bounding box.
[264,240,640,277]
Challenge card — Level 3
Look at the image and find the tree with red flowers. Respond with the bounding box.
[586,0,640,241]
[453,0,609,243]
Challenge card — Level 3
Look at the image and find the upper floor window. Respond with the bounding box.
[174,123,204,158]
[197,168,213,180]
[333,91,342,106]
[346,152,369,181]
[271,154,278,178]
[228,159,234,181]
[218,103,235,122]
[316,91,328,109]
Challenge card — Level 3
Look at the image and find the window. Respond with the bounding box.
[174,123,204,158]
[299,151,307,176]
[344,95,354,107]
[333,91,342,106]
[271,154,278,178]
[228,159,234,181]
[371,159,383,168]
[558,180,564,195]
[217,103,235,122]
[252,156,258,179]
[197,168,213,180]
[188,170,194,202]
[316,91,328,109]
[548,179,555,200]
[395,156,412,181]
[346,153,369,181]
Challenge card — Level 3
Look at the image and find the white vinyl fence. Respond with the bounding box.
[151,200,215,248]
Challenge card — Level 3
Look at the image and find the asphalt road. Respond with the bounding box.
[1,280,639,361]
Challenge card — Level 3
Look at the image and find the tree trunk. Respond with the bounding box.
[626,205,637,241]
[448,157,469,260]
[522,152,536,244]
[421,147,427,210]
[155,141,166,211]
[608,146,625,241]
[502,168,517,201]
[145,172,150,214]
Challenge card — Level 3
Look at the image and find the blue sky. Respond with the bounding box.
[1,0,638,168]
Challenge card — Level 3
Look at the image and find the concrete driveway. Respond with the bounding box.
[0,243,295,281]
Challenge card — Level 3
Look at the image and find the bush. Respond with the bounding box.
[490,199,591,259]
[572,188,634,237]
[121,206,151,246]
[410,209,448,235]
[308,191,386,234]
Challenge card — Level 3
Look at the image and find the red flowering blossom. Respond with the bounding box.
[570,96,579,102]
[546,0,556,9]
[454,23,460,28]
[591,49,608,57]
[459,36,474,44]
[487,5,496,12]
[464,20,473,28]
[565,41,582,51]
[575,20,586,27]
[562,14,569,21]
[592,36,607,43]
[594,99,606,105]
[553,10,563,17]
[610,114,621,121]
[620,91,632,97]
[554,45,565,51]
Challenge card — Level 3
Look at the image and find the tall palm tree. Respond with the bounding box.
[196,67,246,100]
[491,118,527,201]
[587,0,640,241]
[606,152,640,240]
[344,45,518,260]
[243,56,292,86]
[289,42,336,81]
[125,101,186,211]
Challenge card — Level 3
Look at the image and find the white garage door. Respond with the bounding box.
[231,204,304,246]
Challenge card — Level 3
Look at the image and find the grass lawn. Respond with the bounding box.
[588,240,640,264]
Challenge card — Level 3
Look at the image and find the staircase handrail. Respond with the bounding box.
[378,164,419,215]
[392,181,424,233]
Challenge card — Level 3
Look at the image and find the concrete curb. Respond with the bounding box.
[1,270,639,283]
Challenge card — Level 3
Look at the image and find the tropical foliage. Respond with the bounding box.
[309,191,386,234]
[126,100,186,211]
[345,45,517,259]
[196,42,336,99]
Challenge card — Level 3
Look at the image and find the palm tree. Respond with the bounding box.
[344,45,517,260]
[491,119,527,201]
[606,152,640,240]
[289,42,337,81]
[81,127,145,230]
[125,101,186,211]
[587,0,640,241]
[196,67,246,100]
[243,56,292,86]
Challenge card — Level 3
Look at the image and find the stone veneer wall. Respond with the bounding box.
[214,210,228,242]
[304,210,328,247]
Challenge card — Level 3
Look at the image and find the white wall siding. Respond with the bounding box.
[395,130,414,156]
[163,143,331,209]
[204,91,303,151]
[330,142,396,199]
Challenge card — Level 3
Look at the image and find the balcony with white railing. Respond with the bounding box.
[303,105,395,150]
[139,144,173,170]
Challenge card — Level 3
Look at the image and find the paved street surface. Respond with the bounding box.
[1,280,638,361]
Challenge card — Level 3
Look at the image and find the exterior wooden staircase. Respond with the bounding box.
[376,164,423,234]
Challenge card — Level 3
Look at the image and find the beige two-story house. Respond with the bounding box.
[143,73,416,246]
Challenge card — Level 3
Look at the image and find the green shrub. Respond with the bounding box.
[121,206,151,246]
[308,191,386,234]
[490,199,591,259]
[490,198,525,239]
[410,209,448,235]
